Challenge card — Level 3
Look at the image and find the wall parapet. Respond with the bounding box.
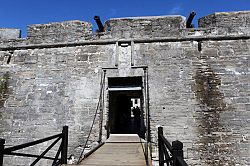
[104,15,186,38]
[199,11,250,28]
[27,20,92,44]
[0,11,249,47]
[0,29,21,40]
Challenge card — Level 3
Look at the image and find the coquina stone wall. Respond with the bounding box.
[0,11,249,165]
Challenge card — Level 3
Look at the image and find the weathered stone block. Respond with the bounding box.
[199,11,250,28]
[27,20,92,43]
[0,28,21,40]
[76,54,88,61]
[104,15,185,38]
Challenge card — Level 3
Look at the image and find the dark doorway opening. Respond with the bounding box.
[108,77,145,138]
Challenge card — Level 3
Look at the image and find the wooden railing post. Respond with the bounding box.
[61,126,68,164]
[158,127,164,166]
[172,140,183,166]
[0,139,5,166]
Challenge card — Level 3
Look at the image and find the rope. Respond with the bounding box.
[145,67,152,165]
[143,68,149,166]
[77,71,106,164]
[139,137,147,165]
[139,138,156,165]
[146,67,152,159]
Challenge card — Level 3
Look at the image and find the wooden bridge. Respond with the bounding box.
[66,134,151,166]
[0,126,188,166]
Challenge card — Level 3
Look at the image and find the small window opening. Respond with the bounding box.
[198,41,202,52]
[6,55,11,64]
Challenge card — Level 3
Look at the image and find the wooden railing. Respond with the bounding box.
[0,126,68,166]
[158,127,188,166]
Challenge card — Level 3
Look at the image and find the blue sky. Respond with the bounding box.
[0,0,250,37]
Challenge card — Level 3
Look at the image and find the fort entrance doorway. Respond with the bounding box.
[107,77,145,138]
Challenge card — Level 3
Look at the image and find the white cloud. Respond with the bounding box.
[169,5,182,14]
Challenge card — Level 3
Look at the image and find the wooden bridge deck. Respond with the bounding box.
[68,134,150,166]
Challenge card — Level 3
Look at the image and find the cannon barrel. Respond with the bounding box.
[186,11,196,28]
[94,16,104,32]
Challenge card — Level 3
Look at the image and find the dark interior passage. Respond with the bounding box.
[108,77,145,138]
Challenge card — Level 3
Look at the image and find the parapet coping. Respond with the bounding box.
[214,10,250,15]
[199,10,250,19]
[27,20,91,27]
[108,15,186,20]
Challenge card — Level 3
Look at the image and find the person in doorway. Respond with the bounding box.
[117,96,131,133]
[132,106,141,134]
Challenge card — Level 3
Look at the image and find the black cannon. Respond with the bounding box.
[186,11,196,28]
[94,16,104,32]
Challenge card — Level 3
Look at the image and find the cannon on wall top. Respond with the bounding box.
[186,11,196,28]
[94,16,104,32]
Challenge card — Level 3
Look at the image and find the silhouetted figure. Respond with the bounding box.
[132,106,141,134]
[116,95,131,133]
[133,106,140,118]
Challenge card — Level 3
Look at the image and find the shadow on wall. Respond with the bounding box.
[0,72,9,108]
[193,66,226,111]
[192,66,235,165]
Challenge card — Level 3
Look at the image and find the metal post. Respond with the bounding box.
[158,127,164,166]
[143,67,149,166]
[115,42,119,67]
[172,140,184,166]
[131,41,135,66]
[61,126,68,164]
[146,67,152,158]
[98,70,106,143]
[0,139,5,166]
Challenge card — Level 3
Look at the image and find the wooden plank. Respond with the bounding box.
[105,134,145,143]
[80,134,148,166]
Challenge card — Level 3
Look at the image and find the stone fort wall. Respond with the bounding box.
[0,11,249,165]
